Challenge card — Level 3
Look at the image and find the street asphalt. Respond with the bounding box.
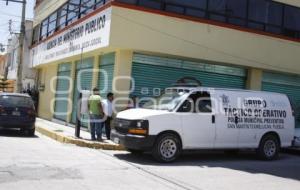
[0,129,299,190]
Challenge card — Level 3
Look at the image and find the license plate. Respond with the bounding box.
[12,111,20,116]
[113,137,120,144]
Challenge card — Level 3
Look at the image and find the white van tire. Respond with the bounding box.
[257,134,280,160]
[152,133,181,163]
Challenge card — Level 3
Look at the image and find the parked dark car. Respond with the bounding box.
[0,93,36,136]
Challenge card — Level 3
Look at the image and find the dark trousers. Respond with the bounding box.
[105,117,112,140]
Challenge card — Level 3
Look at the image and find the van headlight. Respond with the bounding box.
[137,121,142,128]
[136,120,148,128]
[128,120,149,135]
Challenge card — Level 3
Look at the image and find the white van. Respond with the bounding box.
[111,87,295,162]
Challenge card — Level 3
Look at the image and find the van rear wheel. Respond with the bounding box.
[257,134,280,160]
[152,133,181,163]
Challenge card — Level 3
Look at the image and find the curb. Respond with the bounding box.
[36,126,125,151]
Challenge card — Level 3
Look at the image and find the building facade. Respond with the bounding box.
[31,0,300,128]
[6,20,37,92]
[0,55,6,78]
[0,54,15,92]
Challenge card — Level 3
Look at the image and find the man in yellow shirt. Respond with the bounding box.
[88,87,104,141]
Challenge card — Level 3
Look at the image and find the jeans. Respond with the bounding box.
[89,114,104,140]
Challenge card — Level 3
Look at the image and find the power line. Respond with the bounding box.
[0,21,20,33]
[0,20,21,24]
[0,0,61,26]
[0,10,32,19]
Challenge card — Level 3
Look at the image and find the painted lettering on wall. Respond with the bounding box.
[30,8,111,67]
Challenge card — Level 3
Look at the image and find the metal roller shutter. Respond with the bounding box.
[98,53,115,98]
[71,58,94,125]
[262,72,300,128]
[131,54,246,97]
[54,63,71,121]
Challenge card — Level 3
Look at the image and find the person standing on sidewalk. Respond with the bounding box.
[88,87,104,141]
[102,92,114,140]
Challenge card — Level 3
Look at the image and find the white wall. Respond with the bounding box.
[23,21,37,82]
[6,37,19,80]
[6,20,37,89]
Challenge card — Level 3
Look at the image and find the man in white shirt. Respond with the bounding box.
[102,92,114,140]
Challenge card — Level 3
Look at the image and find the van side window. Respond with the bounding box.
[195,92,212,113]
[177,91,212,113]
[177,99,193,113]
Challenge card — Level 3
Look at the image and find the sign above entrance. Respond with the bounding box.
[30,8,112,67]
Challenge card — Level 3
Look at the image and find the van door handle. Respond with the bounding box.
[212,115,215,124]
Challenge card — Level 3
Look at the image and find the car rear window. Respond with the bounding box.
[0,95,34,108]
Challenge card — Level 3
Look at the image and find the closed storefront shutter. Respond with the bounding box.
[71,58,94,125]
[131,54,246,97]
[98,53,115,98]
[262,72,300,128]
[54,63,71,122]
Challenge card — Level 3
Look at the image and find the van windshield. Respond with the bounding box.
[142,89,189,111]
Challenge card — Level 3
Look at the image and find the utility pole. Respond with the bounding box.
[17,0,26,93]
[3,0,26,93]
[8,19,12,34]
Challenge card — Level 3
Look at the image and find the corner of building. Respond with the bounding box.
[37,64,58,120]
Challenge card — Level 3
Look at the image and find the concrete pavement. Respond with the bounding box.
[0,129,181,190]
[35,118,125,150]
[0,129,300,190]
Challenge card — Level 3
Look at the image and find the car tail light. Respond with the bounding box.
[0,106,5,113]
[27,109,36,117]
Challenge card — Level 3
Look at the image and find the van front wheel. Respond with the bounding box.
[257,135,280,160]
[152,133,181,163]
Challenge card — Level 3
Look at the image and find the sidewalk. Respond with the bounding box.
[35,118,125,150]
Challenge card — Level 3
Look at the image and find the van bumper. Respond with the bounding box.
[111,129,156,151]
